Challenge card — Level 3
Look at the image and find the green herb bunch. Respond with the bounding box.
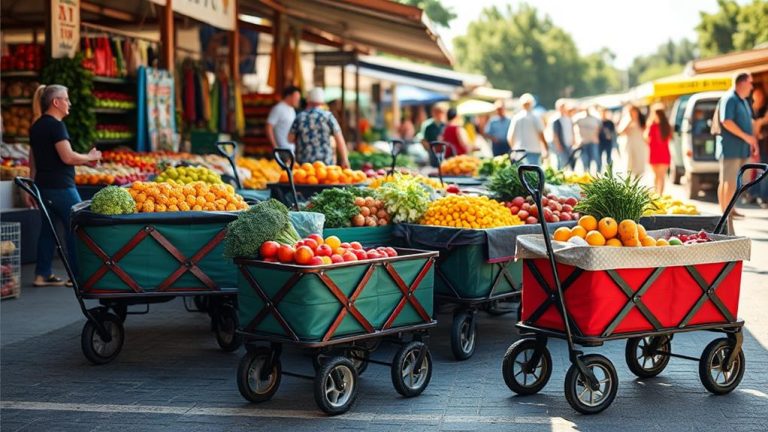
[41,54,96,153]
[487,163,538,201]
[574,166,656,222]
[306,187,363,228]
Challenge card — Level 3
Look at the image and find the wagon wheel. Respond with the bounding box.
[347,348,370,376]
[111,303,128,322]
[391,341,432,397]
[450,309,476,361]
[237,347,281,402]
[502,338,552,395]
[698,338,745,395]
[193,295,209,313]
[213,304,243,352]
[564,354,618,415]
[81,310,125,365]
[625,335,671,378]
[314,356,359,415]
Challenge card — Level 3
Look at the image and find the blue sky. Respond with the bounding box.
[436,0,735,69]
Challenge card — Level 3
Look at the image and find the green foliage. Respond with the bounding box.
[40,54,96,153]
[224,199,300,257]
[348,151,414,170]
[374,174,431,223]
[487,163,538,202]
[628,39,697,87]
[306,188,361,228]
[574,166,656,222]
[697,0,768,57]
[398,0,456,27]
[90,186,136,215]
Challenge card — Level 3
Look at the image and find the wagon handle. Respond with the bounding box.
[13,177,107,336]
[508,149,527,165]
[215,141,242,189]
[566,147,582,171]
[429,141,455,186]
[273,148,300,211]
[389,139,405,175]
[714,162,768,235]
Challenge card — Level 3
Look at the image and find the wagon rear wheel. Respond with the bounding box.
[698,338,745,395]
[314,356,358,415]
[502,338,552,395]
[625,335,671,378]
[81,311,124,365]
[214,304,242,352]
[237,347,281,402]
[391,341,432,397]
[564,354,618,415]
[450,310,476,361]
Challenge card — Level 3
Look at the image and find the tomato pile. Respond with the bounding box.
[259,234,399,266]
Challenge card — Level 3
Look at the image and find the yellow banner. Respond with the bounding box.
[653,78,732,98]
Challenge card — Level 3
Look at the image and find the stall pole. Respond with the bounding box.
[341,58,347,137]
[355,58,361,147]
[160,0,175,73]
[391,83,400,137]
[229,1,240,91]
[273,10,285,93]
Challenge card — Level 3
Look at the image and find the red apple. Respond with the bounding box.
[560,213,572,221]
[526,216,538,224]
[521,203,531,211]
[529,204,539,217]
[259,241,280,259]
[509,206,520,215]
[384,247,397,257]
[308,234,324,246]
[562,204,574,213]
[350,241,363,250]
[331,254,344,264]
[294,246,315,265]
[308,256,324,266]
[366,250,382,260]
[342,252,358,262]
[541,197,549,206]
[353,249,367,260]
[517,210,529,220]
[565,197,578,206]
[315,244,333,257]
[340,242,351,248]
[551,215,560,223]
[303,238,319,251]
[263,257,277,262]
[277,245,295,263]
[512,196,526,207]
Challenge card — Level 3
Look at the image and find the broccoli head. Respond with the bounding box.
[91,186,136,215]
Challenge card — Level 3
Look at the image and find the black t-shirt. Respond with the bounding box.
[29,114,74,188]
[599,120,616,147]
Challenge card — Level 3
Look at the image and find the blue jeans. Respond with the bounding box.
[35,186,81,278]
[580,143,600,173]
[492,140,511,157]
[556,147,571,170]
[523,153,541,166]
[599,140,614,168]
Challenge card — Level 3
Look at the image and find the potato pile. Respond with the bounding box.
[351,196,390,227]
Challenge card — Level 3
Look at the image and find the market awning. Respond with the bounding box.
[691,47,768,75]
[239,0,453,65]
[382,85,449,106]
[628,73,733,102]
[456,99,495,116]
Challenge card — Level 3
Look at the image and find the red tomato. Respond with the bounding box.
[277,245,295,263]
[308,234,324,246]
[331,254,344,264]
[342,252,358,262]
[259,241,280,259]
[340,242,351,248]
[308,256,324,266]
[384,247,397,257]
[353,249,367,260]
[366,250,382,260]
[294,246,314,265]
[350,241,363,250]
[315,244,333,257]
[303,238,319,251]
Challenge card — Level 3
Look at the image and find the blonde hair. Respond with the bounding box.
[32,84,68,122]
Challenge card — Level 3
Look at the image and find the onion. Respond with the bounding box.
[376,209,388,219]
[360,206,371,217]
[377,218,388,226]
[368,206,378,215]
[364,197,375,207]
[366,217,377,227]
[352,214,365,227]
[354,197,365,206]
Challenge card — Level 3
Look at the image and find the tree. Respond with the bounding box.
[627,39,698,86]
[453,4,588,107]
[580,48,623,97]
[697,0,768,57]
[398,0,456,28]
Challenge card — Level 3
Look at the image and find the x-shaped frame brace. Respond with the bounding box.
[524,260,585,337]
[381,259,434,330]
[240,266,302,341]
[602,267,664,337]
[149,228,227,291]
[77,226,148,293]
[319,266,376,342]
[678,262,737,327]
[435,251,518,301]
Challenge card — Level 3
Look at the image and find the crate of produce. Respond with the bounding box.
[1,222,21,300]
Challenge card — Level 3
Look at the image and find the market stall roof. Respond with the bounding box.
[465,86,513,101]
[382,85,450,106]
[690,47,768,75]
[238,0,453,66]
[456,99,495,116]
[627,72,733,102]
[344,55,487,95]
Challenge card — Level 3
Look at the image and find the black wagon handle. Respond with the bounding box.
[13,176,41,206]
[272,148,300,211]
[508,149,527,165]
[714,162,768,235]
[389,139,405,175]
[429,141,455,186]
[215,141,242,189]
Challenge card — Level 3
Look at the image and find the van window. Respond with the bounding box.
[672,94,691,134]
[690,99,718,160]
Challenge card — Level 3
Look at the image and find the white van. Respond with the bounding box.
[679,91,723,199]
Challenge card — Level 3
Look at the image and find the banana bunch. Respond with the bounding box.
[562,171,593,185]
[644,194,699,216]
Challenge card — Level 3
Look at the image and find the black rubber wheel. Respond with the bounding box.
[213,305,243,352]
[625,335,671,378]
[391,341,432,397]
[111,304,128,322]
[193,295,209,313]
[502,338,552,395]
[698,337,745,395]
[347,348,370,376]
[450,310,476,361]
[564,354,618,415]
[314,356,359,415]
[81,312,125,365]
[237,347,281,402]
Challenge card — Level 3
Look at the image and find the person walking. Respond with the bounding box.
[599,107,617,169]
[644,103,672,195]
[266,85,301,152]
[440,108,473,156]
[551,99,575,169]
[507,93,548,165]
[420,102,448,167]
[575,106,603,173]
[288,88,349,168]
[751,86,768,209]
[716,72,758,224]
[618,105,647,177]
[27,84,102,286]
[483,99,512,156]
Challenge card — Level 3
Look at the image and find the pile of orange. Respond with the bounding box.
[553,216,663,247]
[278,161,367,185]
[440,155,482,176]
[127,181,249,213]
[420,195,523,229]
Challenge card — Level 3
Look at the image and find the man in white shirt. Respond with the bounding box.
[551,99,575,169]
[575,106,603,173]
[266,86,301,153]
[507,93,548,165]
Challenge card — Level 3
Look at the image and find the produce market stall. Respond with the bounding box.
[502,163,766,414]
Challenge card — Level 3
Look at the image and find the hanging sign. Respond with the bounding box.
[150,0,236,31]
[51,0,80,58]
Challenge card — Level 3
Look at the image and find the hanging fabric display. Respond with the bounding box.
[137,66,178,152]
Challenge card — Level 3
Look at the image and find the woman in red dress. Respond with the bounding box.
[440,108,472,156]
[644,103,672,194]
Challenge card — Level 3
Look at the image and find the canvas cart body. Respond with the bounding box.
[234,248,438,415]
[501,163,766,414]
[14,178,242,365]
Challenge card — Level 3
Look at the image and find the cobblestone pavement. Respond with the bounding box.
[1,188,767,431]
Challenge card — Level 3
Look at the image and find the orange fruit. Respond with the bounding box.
[279,171,289,183]
[637,224,648,240]
[598,217,618,239]
[606,238,623,247]
[570,226,587,239]
[313,161,326,170]
[585,230,606,246]
[301,162,314,172]
[623,238,641,247]
[655,238,669,246]
[316,167,328,181]
[306,175,319,185]
[578,215,598,232]
[553,227,571,242]
[641,236,657,247]
[618,219,639,243]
